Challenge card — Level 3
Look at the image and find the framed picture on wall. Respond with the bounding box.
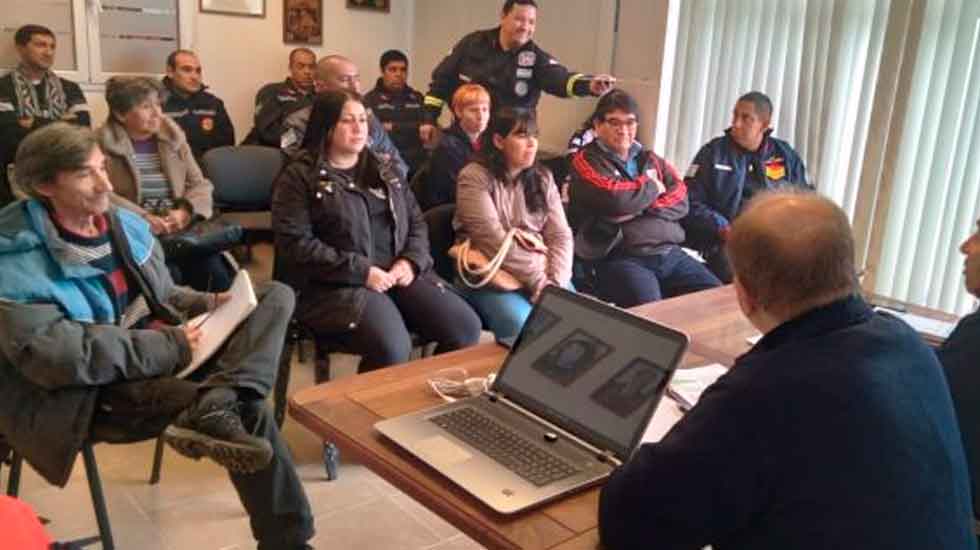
[200,0,265,17]
[346,0,390,13]
[284,0,323,45]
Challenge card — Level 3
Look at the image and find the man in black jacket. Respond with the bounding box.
[937,218,980,525]
[161,49,235,162]
[0,24,90,206]
[363,50,426,178]
[419,0,614,145]
[599,191,976,550]
[242,48,316,147]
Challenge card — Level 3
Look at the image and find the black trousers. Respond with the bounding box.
[169,252,237,293]
[332,275,482,372]
[190,281,314,548]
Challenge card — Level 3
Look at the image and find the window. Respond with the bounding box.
[1,0,192,85]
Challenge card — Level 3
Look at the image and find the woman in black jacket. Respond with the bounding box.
[272,90,481,371]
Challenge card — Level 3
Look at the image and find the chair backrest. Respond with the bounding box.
[423,204,456,282]
[202,145,285,212]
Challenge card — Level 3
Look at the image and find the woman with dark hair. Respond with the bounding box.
[453,106,573,338]
[273,90,481,372]
[96,75,234,292]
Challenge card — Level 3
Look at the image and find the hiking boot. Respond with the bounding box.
[163,388,273,474]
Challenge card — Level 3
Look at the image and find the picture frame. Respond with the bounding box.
[199,0,265,18]
[346,0,390,13]
[284,0,323,45]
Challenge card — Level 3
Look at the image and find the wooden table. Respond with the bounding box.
[288,285,956,550]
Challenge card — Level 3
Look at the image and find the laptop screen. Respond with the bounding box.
[493,287,688,459]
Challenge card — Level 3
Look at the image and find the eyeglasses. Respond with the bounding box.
[603,117,638,129]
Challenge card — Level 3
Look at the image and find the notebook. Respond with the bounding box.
[375,286,689,514]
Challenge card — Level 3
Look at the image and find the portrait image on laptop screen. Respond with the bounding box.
[495,289,687,459]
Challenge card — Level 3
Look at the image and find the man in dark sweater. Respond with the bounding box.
[161,49,235,162]
[363,50,426,178]
[937,219,980,525]
[0,24,90,206]
[599,191,976,550]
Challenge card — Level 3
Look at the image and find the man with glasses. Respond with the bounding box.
[280,55,407,179]
[568,89,720,307]
[0,24,90,206]
[682,91,810,283]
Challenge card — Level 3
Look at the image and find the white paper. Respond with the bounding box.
[668,363,729,410]
[176,270,258,378]
[874,307,956,341]
[640,397,685,443]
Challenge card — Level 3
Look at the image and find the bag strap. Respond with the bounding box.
[456,228,520,289]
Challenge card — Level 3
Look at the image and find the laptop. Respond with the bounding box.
[375,286,689,514]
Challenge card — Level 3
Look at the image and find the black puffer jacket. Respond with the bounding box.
[272,150,434,333]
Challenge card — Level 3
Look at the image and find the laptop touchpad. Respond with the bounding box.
[412,436,473,466]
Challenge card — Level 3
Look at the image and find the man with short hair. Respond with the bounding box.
[281,55,408,178]
[682,91,810,282]
[363,49,426,177]
[161,49,234,162]
[419,0,615,145]
[0,24,90,206]
[568,89,720,307]
[937,219,980,525]
[242,48,316,147]
[599,191,976,550]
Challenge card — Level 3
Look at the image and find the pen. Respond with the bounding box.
[666,388,693,413]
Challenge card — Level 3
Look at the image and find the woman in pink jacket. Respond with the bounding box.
[453,106,573,338]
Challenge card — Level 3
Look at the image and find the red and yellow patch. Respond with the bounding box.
[764,157,786,181]
[201,117,214,132]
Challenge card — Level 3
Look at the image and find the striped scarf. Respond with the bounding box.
[11,63,68,119]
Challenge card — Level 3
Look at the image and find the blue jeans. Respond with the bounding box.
[593,247,721,307]
[457,280,574,339]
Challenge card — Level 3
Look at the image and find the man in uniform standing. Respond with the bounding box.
[0,24,89,206]
[161,49,234,162]
[419,0,615,145]
[242,48,316,148]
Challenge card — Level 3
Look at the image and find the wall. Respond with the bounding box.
[85,0,415,137]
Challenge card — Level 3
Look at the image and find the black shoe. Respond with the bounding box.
[163,390,273,474]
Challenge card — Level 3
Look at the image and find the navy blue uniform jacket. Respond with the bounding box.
[599,295,976,550]
[938,309,980,519]
[683,130,808,253]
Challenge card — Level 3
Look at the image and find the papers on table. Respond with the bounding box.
[641,363,729,444]
[873,306,956,343]
[176,270,258,378]
[667,363,728,411]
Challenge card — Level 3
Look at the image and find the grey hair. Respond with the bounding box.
[14,122,99,201]
[105,75,162,118]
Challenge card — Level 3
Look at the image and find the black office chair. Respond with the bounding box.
[202,145,285,261]
[422,204,457,283]
[0,380,195,549]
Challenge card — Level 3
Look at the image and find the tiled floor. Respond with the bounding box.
[2,243,486,550]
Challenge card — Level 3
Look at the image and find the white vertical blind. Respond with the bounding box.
[875,0,980,314]
[663,0,890,220]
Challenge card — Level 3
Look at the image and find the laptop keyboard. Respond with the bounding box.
[429,407,579,487]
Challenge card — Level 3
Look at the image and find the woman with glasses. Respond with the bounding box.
[96,76,234,292]
[567,89,720,308]
[272,90,481,372]
[453,106,573,339]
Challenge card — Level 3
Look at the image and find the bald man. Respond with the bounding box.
[280,55,407,179]
[599,191,976,550]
